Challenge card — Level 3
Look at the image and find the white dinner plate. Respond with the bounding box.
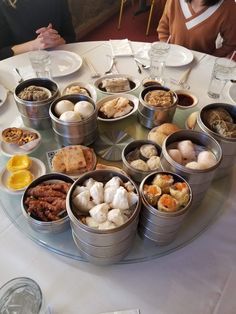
[0,84,8,107]
[0,157,46,195]
[97,94,139,122]
[134,44,194,67]
[49,50,83,78]
[0,127,41,157]
[94,73,140,95]
[228,83,236,103]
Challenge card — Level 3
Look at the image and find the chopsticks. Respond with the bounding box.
[84,57,100,78]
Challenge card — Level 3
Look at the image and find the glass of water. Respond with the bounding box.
[0,277,47,314]
[207,57,236,99]
[148,41,170,85]
[29,50,51,79]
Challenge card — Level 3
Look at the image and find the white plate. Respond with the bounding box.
[228,83,236,103]
[0,84,8,107]
[134,44,193,67]
[0,127,41,157]
[0,157,46,195]
[46,146,97,179]
[94,73,140,95]
[97,94,139,122]
[49,50,83,78]
[62,81,97,102]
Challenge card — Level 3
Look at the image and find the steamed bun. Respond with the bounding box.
[59,111,82,122]
[74,101,94,119]
[55,100,74,116]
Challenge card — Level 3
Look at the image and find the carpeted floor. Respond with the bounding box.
[80,1,165,43]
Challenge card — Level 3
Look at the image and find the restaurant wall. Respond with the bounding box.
[68,0,120,39]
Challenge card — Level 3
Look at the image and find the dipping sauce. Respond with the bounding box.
[177,93,194,107]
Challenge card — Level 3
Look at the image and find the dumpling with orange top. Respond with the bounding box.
[169,182,190,207]
[158,194,180,212]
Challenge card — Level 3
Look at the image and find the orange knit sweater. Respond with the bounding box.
[157,0,236,57]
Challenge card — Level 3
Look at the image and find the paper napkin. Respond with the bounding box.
[110,39,133,57]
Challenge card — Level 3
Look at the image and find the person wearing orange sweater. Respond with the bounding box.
[157,0,236,57]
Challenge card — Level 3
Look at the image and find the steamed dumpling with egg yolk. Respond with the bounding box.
[55,99,74,116]
[59,111,82,122]
[74,101,94,119]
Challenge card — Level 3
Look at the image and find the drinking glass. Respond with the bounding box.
[207,58,236,99]
[29,50,51,78]
[0,277,48,314]
[148,42,170,85]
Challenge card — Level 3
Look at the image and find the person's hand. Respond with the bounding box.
[35,23,66,49]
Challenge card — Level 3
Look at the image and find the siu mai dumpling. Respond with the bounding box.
[112,186,129,210]
[158,194,180,212]
[152,174,174,193]
[169,182,190,207]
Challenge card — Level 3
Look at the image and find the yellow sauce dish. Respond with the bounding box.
[7,169,34,190]
[6,155,32,172]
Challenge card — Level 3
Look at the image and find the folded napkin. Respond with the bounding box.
[110,39,133,57]
[134,43,151,66]
[100,309,140,314]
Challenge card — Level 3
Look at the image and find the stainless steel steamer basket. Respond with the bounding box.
[122,139,162,183]
[160,130,222,210]
[66,170,141,264]
[49,94,98,146]
[14,78,59,130]
[138,85,178,129]
[195,103,236,179]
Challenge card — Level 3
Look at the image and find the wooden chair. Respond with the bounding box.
[118,0,135,30]
[146,0,156,36]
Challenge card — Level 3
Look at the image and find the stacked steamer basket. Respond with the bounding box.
[138,85,178,129]
[21,173,74,233]
[66,170,141,265]
[122,139,162,183]
[138,171,192,245]
[14,78,59,130]
[160,130,222,210]
[195,103,236,180]
[49,94,98,146]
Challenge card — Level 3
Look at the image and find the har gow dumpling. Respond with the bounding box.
[197,150,217,169]
[168,149,183,164]
[89,203,110,223]
[112,186,129,210]
[90,181,104,204]
[177,140,196,161]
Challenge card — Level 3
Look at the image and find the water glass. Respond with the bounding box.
[0,277,48,314]
[207,57,236,99]
[29,50,51,78]
[148,42,170,84]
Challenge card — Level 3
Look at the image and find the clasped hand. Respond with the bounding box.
[33,23,65,50]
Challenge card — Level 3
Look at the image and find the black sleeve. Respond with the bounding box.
[60,0,76,43]
[0,12,14,60]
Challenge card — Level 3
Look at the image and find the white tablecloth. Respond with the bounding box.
[0,42,236,314]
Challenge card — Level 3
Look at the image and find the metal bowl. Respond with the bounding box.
[122,139,162,183]
[138,85,178,129]
[21,173,74,233]
[14,78,59,130]
[50,94,98,146]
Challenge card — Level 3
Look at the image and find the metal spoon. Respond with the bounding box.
[14,67,24,83]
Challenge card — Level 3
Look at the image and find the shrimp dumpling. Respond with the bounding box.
[177,140,196,162]
[197,150,217,169]
[104,176,121,189]
[90,181,104,204]
[112,186,129,210]
[107,208,126,226]
[84,178,96,190]
[104,186,117,204]
[89,203,110,223]
[168,149,183,164]
[73,190,94,213]
[185,161,202,169]
[85,216,99,228]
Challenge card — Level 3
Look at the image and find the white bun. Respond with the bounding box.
[55,100,74,116]
[74,101,94,119]
[59,111,82,122]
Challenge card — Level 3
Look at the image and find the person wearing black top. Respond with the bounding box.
[0,0,76,60]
